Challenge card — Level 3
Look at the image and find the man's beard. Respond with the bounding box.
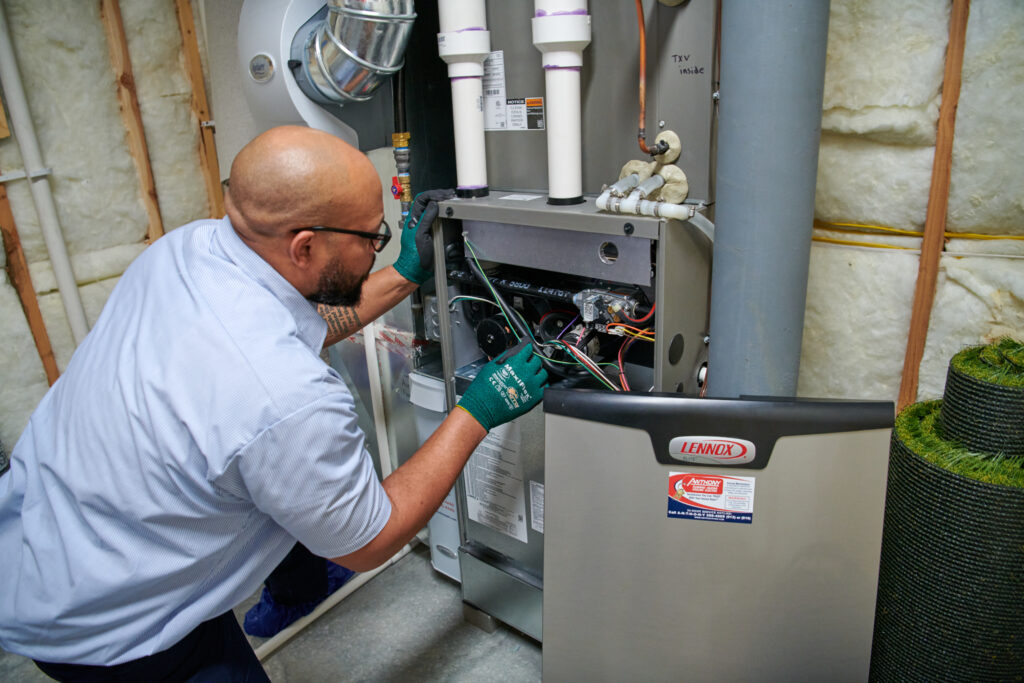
[307,254,371,307]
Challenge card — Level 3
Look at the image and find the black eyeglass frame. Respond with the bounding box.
[297,221,392,252]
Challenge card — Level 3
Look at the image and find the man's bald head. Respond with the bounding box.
[225,126,382,240]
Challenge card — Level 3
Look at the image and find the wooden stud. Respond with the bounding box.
[0,95,9,139]
[0,176,60,385]
[174,0,226,218]
[99,0,164,242]
[897,0,971,412]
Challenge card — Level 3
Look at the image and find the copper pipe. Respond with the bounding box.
[636,0,652,154]
[635,0,666,156]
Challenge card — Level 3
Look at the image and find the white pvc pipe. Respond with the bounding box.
[609,173,640,197]
[254,541,417,662]
[450,77,488,192]
[362,320,394,479]
[543,68,583,200]
[439,0,487,32]
[532,0,590,204]
[437,0,490,195]
[0,3,89,344]
[596,185,711,241]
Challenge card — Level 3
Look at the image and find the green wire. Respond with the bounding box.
[551,340,618,390]
[464,239,522,342]
[463,239,617,391]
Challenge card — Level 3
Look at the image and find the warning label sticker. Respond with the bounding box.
[506,97,545,131]
[667,471,755,524]
[465,421,528,542]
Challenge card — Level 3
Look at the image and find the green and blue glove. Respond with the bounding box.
[457,341,549,432]
[393,189,455,285]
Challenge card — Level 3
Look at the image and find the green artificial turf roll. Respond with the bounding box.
[905,401,1024,489]
[939,338,1024,456]
[871,413,1024,681]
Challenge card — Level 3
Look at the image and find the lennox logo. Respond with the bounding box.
[668,436,756,466]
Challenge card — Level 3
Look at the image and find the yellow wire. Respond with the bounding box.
[607,323,655,341]
[814,220,1024,242]
[607,323,651,335]
[811,236,914,251]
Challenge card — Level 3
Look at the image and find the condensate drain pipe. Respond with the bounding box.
[0,3,89,345]
[437,0,490,198]
[533,0,591,205]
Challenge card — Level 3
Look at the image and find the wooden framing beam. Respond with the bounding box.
[174,0,226,218]
[100,0,164,243]
[897,0,971,412]
[1,176,60,385]
[0,95,9,139]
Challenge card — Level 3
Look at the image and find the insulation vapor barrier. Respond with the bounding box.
[798,0,1024,402]
[0,0,209,449]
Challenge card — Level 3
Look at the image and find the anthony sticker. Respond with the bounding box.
[667,471,755,524]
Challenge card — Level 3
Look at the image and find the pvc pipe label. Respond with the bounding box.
[482,50,508,129]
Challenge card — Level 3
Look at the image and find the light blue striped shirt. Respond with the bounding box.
[0,217,391,665]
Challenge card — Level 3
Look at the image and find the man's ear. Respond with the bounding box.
[288,230,315,268]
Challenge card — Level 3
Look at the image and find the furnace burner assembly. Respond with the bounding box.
[455,240,655,391]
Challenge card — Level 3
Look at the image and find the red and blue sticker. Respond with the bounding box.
[667,472,756,524]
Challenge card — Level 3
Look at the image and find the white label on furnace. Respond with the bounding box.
[464,421,528,542]
[483,50,508,130]
[499,194,543,201]
[667,472,756,524]
[529,480,544,534]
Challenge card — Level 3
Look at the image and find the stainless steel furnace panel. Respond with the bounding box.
[542,391,893,681]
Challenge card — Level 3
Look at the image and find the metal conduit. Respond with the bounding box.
[301,0,416,104]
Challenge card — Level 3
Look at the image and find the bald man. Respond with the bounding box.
[0,127,547,681]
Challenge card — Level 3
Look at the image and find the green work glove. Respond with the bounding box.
[457,342,549,432]
[393,189,455,285]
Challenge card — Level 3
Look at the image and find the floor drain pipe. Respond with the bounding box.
[437,0,490,199]
[707,1,830,398]
[0,3,89,345]
[532,0,591,205]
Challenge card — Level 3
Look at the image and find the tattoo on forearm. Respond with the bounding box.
[318,304,363,342]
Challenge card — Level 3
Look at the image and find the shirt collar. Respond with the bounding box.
[214,216,327,352]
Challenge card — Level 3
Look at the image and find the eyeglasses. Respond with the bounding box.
[298,221,392,253]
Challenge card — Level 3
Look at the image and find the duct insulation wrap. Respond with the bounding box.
[304,0,415,103]
[532,0,590,204]
[437,0,490,196]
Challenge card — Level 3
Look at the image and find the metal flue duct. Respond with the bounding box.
[299,0,416,104]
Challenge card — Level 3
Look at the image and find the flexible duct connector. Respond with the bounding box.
[303,0,416,104]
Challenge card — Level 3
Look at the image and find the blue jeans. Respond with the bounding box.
[33,611,269,682]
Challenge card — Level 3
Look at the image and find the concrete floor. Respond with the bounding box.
[0,545,541,682]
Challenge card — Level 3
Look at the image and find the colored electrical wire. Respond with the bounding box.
[464,240,524,342]
[618,335,642,391]
[463,239,623,389]
[607,323,655,341]
[551,339,619,390]
[555,314,579,341]
[623,302,655,324]
[449,295,502,310]
[815,219,1024,242]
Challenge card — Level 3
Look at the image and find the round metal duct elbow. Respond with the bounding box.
[303,0,416,103]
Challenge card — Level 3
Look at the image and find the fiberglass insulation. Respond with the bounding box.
[798,0,1024,402]
[0,0,208,449]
